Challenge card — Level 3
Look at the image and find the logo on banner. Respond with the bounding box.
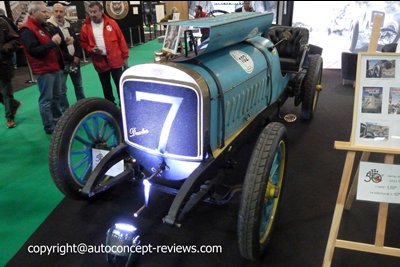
[96,152,104,163]
[129,127,149,138]
[105,1,129,20]
[364,168,383,183]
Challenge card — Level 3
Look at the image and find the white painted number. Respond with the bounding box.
[135,91,183,153]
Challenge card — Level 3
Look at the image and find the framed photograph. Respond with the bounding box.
[351,52,400,148]
[162,25,182,54]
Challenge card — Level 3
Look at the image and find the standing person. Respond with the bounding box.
[0,17,22,128]
[48,3,86,112]
[235,1,255,12]
[79,1,129,106]
[0,8,19,69]
[194,5,209,42]
[19,1,64,134]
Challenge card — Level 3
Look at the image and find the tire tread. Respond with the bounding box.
[48,97,122,200]
[238,122,287,260]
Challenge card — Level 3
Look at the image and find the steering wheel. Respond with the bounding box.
[206,10,229,17]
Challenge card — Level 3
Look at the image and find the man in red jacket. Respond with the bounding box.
[194,5,209,42]
[79,1,129,106]
[20,1,64,134]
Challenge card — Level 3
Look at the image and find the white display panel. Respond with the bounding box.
[352,52,400,148]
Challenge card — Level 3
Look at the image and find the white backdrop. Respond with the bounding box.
[293,1,400,69]
[0,1,5,13]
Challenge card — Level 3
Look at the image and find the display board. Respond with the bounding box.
[357,161,400,204]
[155,4,165,23]
[351,52,400,148]
[323,14,400,266]
[162,25,181,54]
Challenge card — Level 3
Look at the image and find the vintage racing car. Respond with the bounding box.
[48,12,323,261]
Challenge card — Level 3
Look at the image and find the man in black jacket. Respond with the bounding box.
[0,8,19,68]
[0,17,22,128]
[48,3,85,112]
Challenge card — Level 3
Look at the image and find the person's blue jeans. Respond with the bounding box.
[60,64,86,112]
[36,70,63,133]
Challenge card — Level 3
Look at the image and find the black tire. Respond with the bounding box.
[49,97,123,200]
[381,21,400,44]
[238,122,287,261]
[366,131,375,139]
[384,61,392,69]
[349,20,359,52]
[301,54,323,120]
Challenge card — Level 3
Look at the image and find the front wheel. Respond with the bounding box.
[301,54,323,120]
[238,122,287,261]
[48,97,123,200]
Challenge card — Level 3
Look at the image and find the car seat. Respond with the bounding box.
[263,26,310,73]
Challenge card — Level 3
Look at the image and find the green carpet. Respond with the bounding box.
[0,39,163,267]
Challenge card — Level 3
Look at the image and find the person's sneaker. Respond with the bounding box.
[7,119,16,128]
[13,101,22,116]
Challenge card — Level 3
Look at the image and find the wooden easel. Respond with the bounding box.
[323,143,400,266]
[323,14,400,266]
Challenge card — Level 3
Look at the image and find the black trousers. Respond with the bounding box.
[98,67,123,105]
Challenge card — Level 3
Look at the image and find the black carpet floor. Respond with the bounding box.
[6,69,400,267]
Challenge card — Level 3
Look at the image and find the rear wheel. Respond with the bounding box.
[301,54,323,120]
[238,122,287,261]
[49,97,123,200]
